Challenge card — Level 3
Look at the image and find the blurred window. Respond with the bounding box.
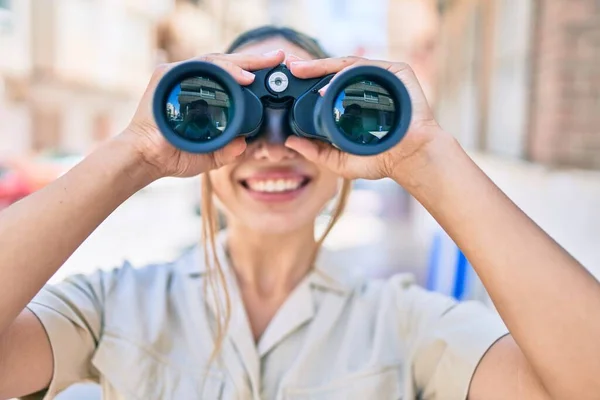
[364,92,379,102]
[200,88,216,99]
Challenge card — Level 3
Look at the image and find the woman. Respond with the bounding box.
[1,26,599,400]
[175,100,223,141]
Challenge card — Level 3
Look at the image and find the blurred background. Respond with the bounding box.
[1,1,599,397]
[1,0,599,302]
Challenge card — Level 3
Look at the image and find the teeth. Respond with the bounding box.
[247,179,304,193]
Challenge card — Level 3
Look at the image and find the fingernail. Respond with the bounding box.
[318,83,330,96]
[242,70,255,79]
[263,49,282,57]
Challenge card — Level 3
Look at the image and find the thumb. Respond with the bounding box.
[211,138,247,168]
[285,136,347,174]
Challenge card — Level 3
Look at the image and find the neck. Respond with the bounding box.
[226,222,317,298]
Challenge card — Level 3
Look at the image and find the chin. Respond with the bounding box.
[238,213,315,236]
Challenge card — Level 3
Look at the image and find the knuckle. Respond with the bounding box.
[196,53,222,63]
[395,62,412,72]
[345,56,362,63]
[217,60,241,74]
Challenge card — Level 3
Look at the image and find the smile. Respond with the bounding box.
[239,173,312,203]
[242,178,310,193]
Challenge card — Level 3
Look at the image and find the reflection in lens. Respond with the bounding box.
[165,76,231,142]
[333,80,396,145]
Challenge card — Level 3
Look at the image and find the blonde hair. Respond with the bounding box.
[200,174,352,365]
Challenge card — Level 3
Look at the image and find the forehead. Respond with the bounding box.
[233,36,317,60]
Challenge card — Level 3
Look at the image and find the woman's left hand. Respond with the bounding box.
[284,56,444,181]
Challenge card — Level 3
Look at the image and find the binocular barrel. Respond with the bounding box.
[152,61,412,156]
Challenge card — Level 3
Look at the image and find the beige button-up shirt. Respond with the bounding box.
[26,232,507,400]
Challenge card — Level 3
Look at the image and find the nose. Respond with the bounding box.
[251,108,297,162]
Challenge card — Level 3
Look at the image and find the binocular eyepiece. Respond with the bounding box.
[152,61,412,156]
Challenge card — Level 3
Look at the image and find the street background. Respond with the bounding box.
[1,0,599,397]
[1,0,600,300]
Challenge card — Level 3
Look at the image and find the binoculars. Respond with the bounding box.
[152,61,412,156]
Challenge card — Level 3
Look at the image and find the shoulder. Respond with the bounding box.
[63,248,203,337]
[37,247,200,309]
[103,247,198,299]
[321,263,496,329]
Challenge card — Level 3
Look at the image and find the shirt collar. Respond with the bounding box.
[177,230,353,381]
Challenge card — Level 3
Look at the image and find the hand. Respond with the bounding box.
[121,51,286,179]
[284,56,446,182]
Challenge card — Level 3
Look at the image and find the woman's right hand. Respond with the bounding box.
[121,51,286,179]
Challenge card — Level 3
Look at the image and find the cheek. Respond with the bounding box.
[315,169,342,203]
[208,168,236,209]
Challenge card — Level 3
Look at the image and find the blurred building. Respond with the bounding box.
[156,0,269,63]
[0,0,172,155]
[387,0,440,104]
[0,0,272,155]
[283,0,390,59]
[413,0,600,276]
[436,0,600,169]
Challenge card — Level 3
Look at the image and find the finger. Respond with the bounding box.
[199,51,287,85]
[143,63,178,99]
[289,56,364,79]
[150,51,286,89]
[205,59,257,85]
[151,58,256,88]
[203,50,286,72]
[285,136,347,174]
[210,138,247,169]
[315,59,430,110]
[318,82,331,96]
[136,64,175,117]
[319,58,399,88]
[351,60,430,113]
[284,53,306,69]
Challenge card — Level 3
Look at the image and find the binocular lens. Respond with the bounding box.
[333,80,396,145]
[164,76,232,143]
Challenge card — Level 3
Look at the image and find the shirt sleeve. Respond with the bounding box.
[23,267,121,399]
[393,279,509,400]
